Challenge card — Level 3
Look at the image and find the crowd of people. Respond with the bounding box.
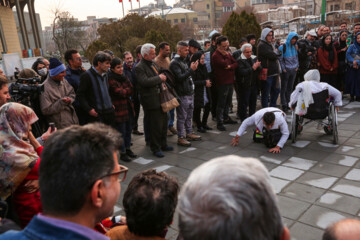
[0,21,360,239]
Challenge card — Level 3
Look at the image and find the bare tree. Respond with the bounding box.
[52,9,86,60]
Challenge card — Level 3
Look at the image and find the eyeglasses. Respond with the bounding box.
[99,165,128,183]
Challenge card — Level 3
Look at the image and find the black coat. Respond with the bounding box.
[297,39,316,69]
[192,65,211,108]
[235,56,262,89]
[135,59,162,111]
[257,40,280,76]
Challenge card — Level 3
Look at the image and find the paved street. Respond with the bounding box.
[114,98,360,240]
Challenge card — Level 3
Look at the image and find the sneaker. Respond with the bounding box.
[169,126,178,135]
[197,127,206,133]
[132,129,144,135]
[217,124,226,131]
[186,133,202,141]
[120,153,132,162]
[178,137,191,147]
[153,151,164,158]
[161,145,174,151]
[203,125,213,130]
[223,118,237,124]
[126,149,137,158]
[167,129,174,136]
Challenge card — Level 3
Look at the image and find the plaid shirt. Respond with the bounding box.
[108,76,134,123]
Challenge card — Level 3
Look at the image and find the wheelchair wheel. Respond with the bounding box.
[291,110,297,143]
[330,104,338,144]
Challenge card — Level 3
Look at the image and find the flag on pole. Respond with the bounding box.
[119,0,122,2]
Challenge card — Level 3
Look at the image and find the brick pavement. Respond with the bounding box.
[114,99,360,240]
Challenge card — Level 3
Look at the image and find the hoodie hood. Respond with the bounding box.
[304,69,320,82]
[285,32,298,45]
[260,28,273,42]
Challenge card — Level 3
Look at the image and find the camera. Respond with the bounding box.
[9,77,44,102]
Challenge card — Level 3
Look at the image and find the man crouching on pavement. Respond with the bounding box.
[231,107,289,153]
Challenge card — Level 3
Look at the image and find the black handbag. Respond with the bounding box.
[262,127,282,148]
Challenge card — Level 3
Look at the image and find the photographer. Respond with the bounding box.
[40,58,79,129]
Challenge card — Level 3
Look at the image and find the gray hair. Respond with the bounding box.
[241,43,253,53]
[177,41,188,50]
[178,155,283,240]
[92,51,111,66]
[141,43,156,57]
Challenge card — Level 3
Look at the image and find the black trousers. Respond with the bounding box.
[238,85,258,121]
[146,108,168,153]
[193,102,211,128]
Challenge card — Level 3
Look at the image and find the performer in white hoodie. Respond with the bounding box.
[288,69,342,115]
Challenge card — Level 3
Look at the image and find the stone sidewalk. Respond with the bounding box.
[114,99,360,240]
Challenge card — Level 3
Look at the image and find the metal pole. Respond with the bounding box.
[122,1,125,18]
[138,0,140,15]
[15,0,29,50]
[320,0,326,24]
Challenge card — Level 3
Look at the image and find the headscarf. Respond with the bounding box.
[295,70,320,115]
[321,34,335,63]
[191,51,207,77]
[354,32,360,52]
[0,102,39,199]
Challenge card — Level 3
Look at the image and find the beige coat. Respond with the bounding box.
[40,76,79,129]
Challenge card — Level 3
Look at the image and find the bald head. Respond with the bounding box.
[323,219,360,240]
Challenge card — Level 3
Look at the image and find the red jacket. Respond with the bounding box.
[211,50,238,85]
[13,146,43,228]
[317,47,338,74]
[108,73,134,123]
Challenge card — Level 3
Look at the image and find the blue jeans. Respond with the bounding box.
[116,119,132,153]
[261,76,280,108]
[280,69,297,107]
[168,109,175,127]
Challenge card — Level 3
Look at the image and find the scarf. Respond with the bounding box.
[354,32,360,52]
[0,103,39,199]
[109,71,127,83]
[321,34,335,63]
[191,51,208,78]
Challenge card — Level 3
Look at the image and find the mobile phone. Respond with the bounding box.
[49,123,55,132]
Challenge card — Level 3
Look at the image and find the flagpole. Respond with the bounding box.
[130,0,133,11]
[138,0,140,15]
[122,0,125,18]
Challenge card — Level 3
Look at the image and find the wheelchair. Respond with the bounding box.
[290,89,338,144]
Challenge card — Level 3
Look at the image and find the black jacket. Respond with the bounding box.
[297,39,316,69]
[192,65,211,108]
[135,59,162,111]
[257,40,280,76]
[169,56,194,96]
[235,56,262,89]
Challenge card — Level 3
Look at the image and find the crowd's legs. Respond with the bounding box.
[261,76,280,108]
[216,84,232,130]
[280,69,297,111]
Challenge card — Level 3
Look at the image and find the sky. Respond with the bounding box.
[34,0,177,29]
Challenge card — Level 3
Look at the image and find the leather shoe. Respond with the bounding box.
[161,146,174,151]
[169,126,178,135]
[223,118,237,124]
[120,153,132,162]
[197,127,206,133]
[126,149,137,158]
[203,125,213,130]
[178,137,191,147]
[153,151,164,158]
[217,124,226,131]
[132,129,144,135]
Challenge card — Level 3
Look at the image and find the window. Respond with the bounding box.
[208,13,211,19]
[181,18,185,23]
[193,17,198,22]
[207,4,210,9]
[174,19,178,23]
[167,20,171,24]
[345,3,352,10]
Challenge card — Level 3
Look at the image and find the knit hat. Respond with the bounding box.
[189,39,201,50]
[49,58,66,77]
